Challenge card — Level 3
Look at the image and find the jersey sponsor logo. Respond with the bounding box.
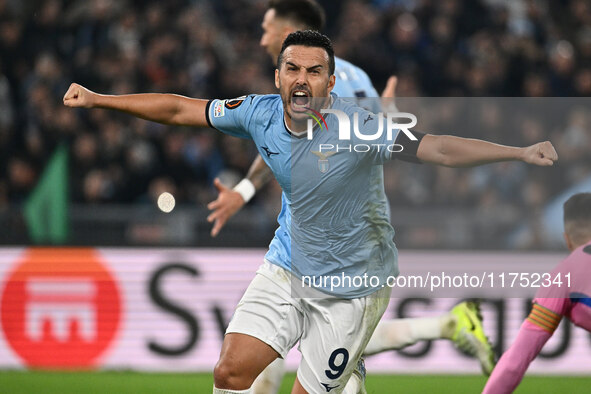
[0,249,122,368]
[214,101,225,118]
[224,96,246,109]
[261,146,279,158]
[311,150,337,173]
[320,383,340,392]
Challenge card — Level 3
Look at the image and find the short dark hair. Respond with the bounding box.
[564,192,591,243]
[268,0,325,31]
[277,30,335,75]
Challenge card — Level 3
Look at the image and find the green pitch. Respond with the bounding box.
[0,371,590,393]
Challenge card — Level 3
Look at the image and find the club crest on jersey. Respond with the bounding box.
[225,96,246,109]
[311,150,336,173]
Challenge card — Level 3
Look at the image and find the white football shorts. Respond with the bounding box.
[225,260,391,394]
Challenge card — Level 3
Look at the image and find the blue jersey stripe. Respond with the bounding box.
[570,292,591,308]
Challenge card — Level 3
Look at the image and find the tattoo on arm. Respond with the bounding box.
[246,155,274,190]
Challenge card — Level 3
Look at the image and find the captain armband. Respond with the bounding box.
[527,303,562,333]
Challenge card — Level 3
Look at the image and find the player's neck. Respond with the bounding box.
[284,114,307,133]
[283,115,308,138]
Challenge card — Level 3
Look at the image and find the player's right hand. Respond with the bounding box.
[381,75,398,112]
[63,83,98,108]
[381,75,398,98]
[207,178,247,237]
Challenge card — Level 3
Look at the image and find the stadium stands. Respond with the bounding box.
[1,0,589,248]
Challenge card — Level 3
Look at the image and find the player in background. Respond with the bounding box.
[483,192,591,393]
[63,30,558,394]
[206,2,496,392]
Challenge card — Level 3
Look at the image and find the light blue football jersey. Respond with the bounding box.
[270,57,385,288]
[207,93,399,298]
[333,57,381,113]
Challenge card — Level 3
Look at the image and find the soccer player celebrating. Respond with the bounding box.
[64,30,557,394]
[208,0,390,238]
[483,192,591,394]
[209,2,495,391]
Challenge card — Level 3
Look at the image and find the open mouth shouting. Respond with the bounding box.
[290,88,311,113]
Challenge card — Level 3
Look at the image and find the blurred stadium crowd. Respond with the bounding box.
[1,0,590,248]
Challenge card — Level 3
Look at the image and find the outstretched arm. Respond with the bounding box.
[483,302,562,393]
[63,83,209,127]
[416,134,558,167]
[483,320,554,393]
[207,155,273,237]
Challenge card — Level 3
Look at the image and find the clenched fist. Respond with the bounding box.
[63,83,98,108]
[521,141,559,166]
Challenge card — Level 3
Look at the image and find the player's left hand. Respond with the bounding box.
[207,178,246,237]
[521,141,558,166]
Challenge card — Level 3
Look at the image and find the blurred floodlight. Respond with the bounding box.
[157,192,175,213]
